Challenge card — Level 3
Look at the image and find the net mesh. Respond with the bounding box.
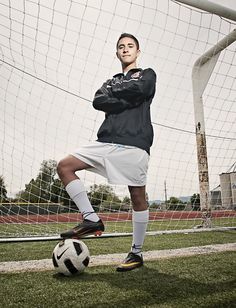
[0,0,235,239]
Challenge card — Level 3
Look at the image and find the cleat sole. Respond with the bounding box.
[67,230,103,239]
[71,235,80,239]
[94,230,102,237]
[60,219,105,239]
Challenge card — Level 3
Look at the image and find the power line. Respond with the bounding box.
[0,59,91,102]
[1,59,235,141]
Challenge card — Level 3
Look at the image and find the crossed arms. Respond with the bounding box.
[93,68,156,114]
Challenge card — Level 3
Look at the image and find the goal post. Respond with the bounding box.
[192,28,236,226]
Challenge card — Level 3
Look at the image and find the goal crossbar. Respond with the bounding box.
[176,0,236,22]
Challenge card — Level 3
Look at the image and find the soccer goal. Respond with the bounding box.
[0,0,236,241]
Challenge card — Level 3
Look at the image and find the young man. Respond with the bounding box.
[57,33,156,272]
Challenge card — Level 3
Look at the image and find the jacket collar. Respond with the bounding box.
[113,68,142,78]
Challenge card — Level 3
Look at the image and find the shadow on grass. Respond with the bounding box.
[53,262,235,307]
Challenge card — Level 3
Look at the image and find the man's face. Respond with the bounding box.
[116,37,140,67]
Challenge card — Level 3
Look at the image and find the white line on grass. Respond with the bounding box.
[0,243,235,273]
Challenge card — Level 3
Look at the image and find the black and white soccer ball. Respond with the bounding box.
[52,239,90,276]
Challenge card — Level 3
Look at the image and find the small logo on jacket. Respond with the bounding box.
[131,72,141,78]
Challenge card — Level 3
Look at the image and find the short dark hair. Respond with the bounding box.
[116,33,139,50]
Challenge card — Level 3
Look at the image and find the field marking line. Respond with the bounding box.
[0,243,235,273]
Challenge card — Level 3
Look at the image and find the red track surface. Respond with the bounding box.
[0,211,235,224]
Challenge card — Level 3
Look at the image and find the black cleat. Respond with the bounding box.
[116,252,143,272]
[60,219,105,239]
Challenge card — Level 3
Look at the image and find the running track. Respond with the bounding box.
[0,211,235,223]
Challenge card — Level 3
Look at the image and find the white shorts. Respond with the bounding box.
[72,141,149,186]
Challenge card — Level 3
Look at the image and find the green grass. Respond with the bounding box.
[0,217,235,237]
[0,252,235,308]
[0,230,235,262]
[0,231,235,307]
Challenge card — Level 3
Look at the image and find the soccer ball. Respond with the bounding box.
[52,239,90,276]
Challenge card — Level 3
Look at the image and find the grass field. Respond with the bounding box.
[0,230,235,307]
[0,230,235,261]
[0,216,235,238]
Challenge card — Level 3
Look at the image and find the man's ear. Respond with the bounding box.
[137,49,141,57]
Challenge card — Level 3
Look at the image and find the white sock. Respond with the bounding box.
[66,179,99,222]
[131,209,149,256]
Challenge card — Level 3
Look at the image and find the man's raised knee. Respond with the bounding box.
[57,159,68,178]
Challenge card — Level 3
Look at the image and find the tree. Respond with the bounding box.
[166,196,185,211]
[17,178,41,203]
[50,178,70,204]
[87,184,121,211]
[122,196,131,204]
[0,175,8,202]
[190,193,201,211]
[17,159,68,203]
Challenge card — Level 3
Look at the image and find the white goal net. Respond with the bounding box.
[0,0,235,240]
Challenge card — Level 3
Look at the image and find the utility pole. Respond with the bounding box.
[164,180,168,205]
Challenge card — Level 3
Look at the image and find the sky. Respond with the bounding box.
[0,0,235,201]
[213,0,236,9]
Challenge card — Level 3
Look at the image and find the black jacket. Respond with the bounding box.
[92,68,156,155]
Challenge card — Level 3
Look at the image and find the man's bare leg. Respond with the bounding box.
[116,186,149,271]
[57,155,104,238]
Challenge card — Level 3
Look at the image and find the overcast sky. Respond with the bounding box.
[0,0,235,201]
[213,0,236,9]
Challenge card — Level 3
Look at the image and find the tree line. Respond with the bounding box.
[0,159,200,211]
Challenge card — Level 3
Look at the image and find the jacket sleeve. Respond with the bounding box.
[92,81,131,114]
[111,68,156,104]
